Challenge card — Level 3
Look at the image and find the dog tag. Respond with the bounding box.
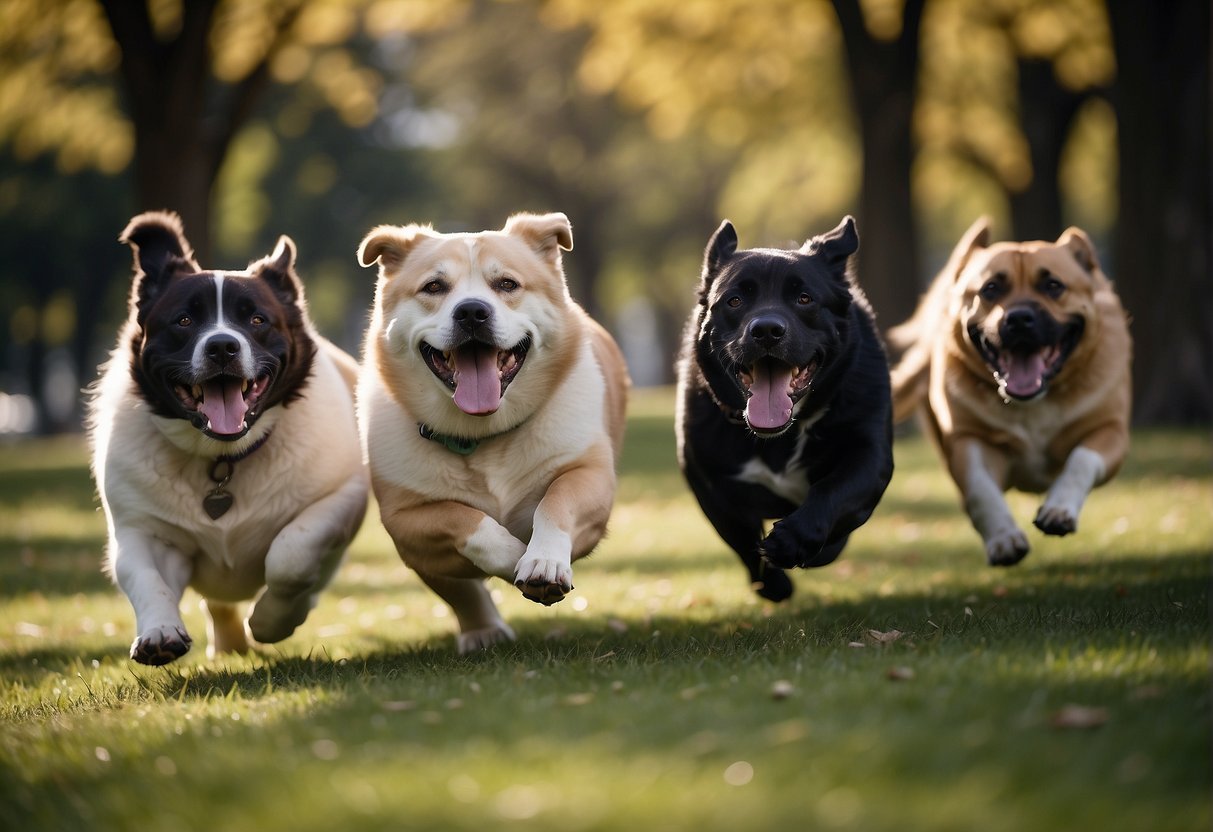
[203,489,234,519]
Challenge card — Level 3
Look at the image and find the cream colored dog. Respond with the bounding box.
[889,219,1131,565]
[357,212,629,651]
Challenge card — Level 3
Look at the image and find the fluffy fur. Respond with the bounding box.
[89,211,367,664]
[888,218,1131,565]
[357,212,629,652]
[676,216,893,600]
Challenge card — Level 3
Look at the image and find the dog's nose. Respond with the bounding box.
[748,316,787,347]
[453,298,493,334]
[205,334,241,365]
[1004,307,1037,334]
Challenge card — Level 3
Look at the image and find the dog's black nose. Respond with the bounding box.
[205,334,241,365]
[453,298,493,334]
[748,316,787,347]
[1004,307,1037,334]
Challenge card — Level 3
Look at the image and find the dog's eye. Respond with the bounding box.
[797,293,812,305]
[496,277,519,293]
[250,314,266,326]
[979,280,1004,301]
[727,296,742,308]
[421,279,447,295]
[177,315,192,327]
[1040,274,1065,299]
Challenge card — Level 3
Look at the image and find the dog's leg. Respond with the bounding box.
[111,528,193,664]
[514,446,616,606]
[202,599,248,657]
[685,463,792,601]
[1034,425,1127,536]
[247,473,367,645]
[416,572,515,653]
[950,439,1029,565]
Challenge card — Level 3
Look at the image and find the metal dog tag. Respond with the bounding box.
[203,489,234,519]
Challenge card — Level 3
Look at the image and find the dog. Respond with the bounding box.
[356,212,629,652]
[888,218,1131,565]
[675,216,893,601]
[88,211,368,665]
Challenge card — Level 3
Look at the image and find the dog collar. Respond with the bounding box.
[417,420,528,455]
[202,429,273,519]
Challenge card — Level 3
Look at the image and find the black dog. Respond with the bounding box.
[675,216,893,600]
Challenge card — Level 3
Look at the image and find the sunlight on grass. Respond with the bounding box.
[0,390,1209,832]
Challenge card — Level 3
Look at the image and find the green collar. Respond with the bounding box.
[417,423,480,455]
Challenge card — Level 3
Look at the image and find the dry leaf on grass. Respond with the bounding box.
[866,628,904,645]
[1050,705,1109,729]
[885,666,915,681]
[770,680,795,700]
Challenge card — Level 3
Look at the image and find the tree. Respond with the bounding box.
[1106,0,1212,424]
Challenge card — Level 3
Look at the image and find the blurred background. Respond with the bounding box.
[0,0,1207,437]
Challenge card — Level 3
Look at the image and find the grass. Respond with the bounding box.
[0,386,1209,832]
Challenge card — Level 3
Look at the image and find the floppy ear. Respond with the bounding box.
[942,216,992,282]
[1056,226,1100,273]
[357,224,436,274]
[802,215,859,276]
[502,212,574,264]
[119,211,200,321]
[254,235,305,306]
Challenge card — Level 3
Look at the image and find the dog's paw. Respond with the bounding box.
[457,621,517,654]
[1033,503,1078,536]
[752,564,794,602]
[131,625,192,665]
[247,593,311,644]
[984,527,1030,566]
[514,556,573,606]
[760,522,825,570]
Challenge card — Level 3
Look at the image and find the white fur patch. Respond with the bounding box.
[190,273,256,378]
[463,515,527,579]
[963,443,1023,549]
[1036,446,1106,530]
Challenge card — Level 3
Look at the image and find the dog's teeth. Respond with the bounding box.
[192,385,202,400]
[242,379,250,393]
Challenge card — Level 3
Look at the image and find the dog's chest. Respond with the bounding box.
[732,427,812,505]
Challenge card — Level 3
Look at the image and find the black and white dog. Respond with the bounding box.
[89,212,367,664]
[675,217,893,600]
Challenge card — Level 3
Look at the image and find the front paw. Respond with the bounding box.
[514,556,573,606]
[984,527,1030,566]
[760,520,826,569]
[247,592,311,644]
[457,621,517,654]
[1034,503,1078,536]
[131,625,192,665]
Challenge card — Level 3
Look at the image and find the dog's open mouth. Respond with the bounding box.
[971,321,1084,402]
[736,356,818,434]
[174,374,270,437]
[421,337,530,416]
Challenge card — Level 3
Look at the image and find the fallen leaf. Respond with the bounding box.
[770,680,795,700]
[867,628,904,645]
[886,666,915,681]
[563,692,595,706]
[1050,705,1109,729]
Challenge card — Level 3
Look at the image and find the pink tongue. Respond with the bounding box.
[1003,352,1046,398]
[745,362,794,430]
[199,379,248,435]
[452,343,502,415]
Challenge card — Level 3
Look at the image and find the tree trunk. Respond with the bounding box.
[1106,0,1212,425]
[1010,58,1089,243]
[832,0,926,330]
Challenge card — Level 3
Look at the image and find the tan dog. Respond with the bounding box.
[357,213,629,651]
[889,219,1131,565]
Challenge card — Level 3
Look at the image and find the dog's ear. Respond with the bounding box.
[942,217,991,282]
[703,220,738,279]
[1056,226,1100,273]
[503,212,574,265]
[119,211,200,320]
[802,215,859,276]
[357,224,436,274]
[253,235,305,306]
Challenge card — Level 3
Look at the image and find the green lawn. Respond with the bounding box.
[1,387,1209,831]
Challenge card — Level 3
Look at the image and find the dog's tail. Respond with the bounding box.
[887,217,992,424]
[886,280,945,424]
